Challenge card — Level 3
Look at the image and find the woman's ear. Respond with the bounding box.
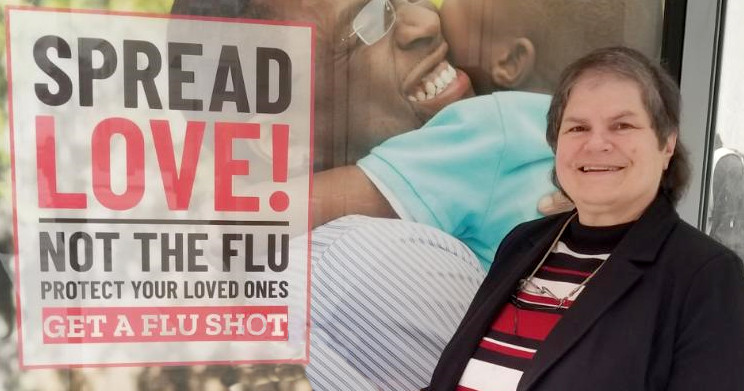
[490,37,535,88]
[663,132,677,169]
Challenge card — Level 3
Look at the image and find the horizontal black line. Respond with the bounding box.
[38,218,289,226]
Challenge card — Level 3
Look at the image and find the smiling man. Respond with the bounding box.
[304,0,474,167]
[171,0,472,170]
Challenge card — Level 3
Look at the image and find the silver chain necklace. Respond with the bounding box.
[512,213,611,333]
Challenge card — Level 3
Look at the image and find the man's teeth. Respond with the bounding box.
[425,81,436,96]
[408,64,457,102]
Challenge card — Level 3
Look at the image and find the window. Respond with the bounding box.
[705,0,744,259]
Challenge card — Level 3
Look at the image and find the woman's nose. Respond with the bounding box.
[584,129,613,152]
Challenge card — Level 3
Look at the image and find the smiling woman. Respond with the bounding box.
[552,75,676,226]
[426,47,744,391]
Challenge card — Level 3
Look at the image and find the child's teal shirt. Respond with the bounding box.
[358,91,556,270]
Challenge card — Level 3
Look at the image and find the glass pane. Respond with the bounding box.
[706,0,744,258]
[0,0,666,390]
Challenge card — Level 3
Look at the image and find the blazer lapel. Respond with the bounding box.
[433,213,573,391]
[516,249,643,390]
[517,196,679,390]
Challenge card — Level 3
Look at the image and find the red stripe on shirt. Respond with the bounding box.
[492,303,561,340]
[541,265,592,277]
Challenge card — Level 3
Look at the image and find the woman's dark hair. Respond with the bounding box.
[545,46,690,205]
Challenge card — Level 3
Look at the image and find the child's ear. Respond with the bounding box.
[490,37,535,88]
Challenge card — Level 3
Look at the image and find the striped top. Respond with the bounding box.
[304,215,485,391]
[457,219,631,391]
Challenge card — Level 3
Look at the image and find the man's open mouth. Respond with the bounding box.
[407,61,458,102]
[402,55,473,120]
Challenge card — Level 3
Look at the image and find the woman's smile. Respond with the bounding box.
[555,72,675,226]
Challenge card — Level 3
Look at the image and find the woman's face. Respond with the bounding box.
[555,73,676,226]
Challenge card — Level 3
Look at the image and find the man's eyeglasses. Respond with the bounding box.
[344,0,428,46]
[344,0,395,46]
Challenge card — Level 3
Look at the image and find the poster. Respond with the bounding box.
[6,7,313,368]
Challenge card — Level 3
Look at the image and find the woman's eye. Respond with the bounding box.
[612,122,635,130]
[566,126,586,133]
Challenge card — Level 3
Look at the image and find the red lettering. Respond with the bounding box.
[36,115,87,209]
[272,124,289,183]
[214,122,260,211]
[35,117,277,212]
[151,120,205,210]
[269,124,290,212]
[91,118,145,210]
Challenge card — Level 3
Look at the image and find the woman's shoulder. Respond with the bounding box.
[619,195,740,273]
[664,218,743,271]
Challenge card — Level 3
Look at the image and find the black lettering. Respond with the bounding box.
[168,42,202,111]
[256,47,291,113]
[222,233,241,272]
[39,231,65,272]
[95,232,119,272]
[210,45,249,112]
[244,234,262,272]
[69,231,93,272]
[123,40,162,109]
[33,35,73,106]
[78,38,117,106]
[279,280,288,298]
[256,280,267,297]
[267,234,289,272]
[161,233,184,272]
[134,232,157,271]
[187,233,208,272]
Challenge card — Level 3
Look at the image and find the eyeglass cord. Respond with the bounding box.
[513,212,611,334]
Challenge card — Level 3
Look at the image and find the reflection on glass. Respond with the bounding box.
[707,0,744,259]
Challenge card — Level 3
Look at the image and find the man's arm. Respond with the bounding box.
[311,165,574,228]
[312,165,398,227]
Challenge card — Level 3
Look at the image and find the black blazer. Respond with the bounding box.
[426,195,744,390]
